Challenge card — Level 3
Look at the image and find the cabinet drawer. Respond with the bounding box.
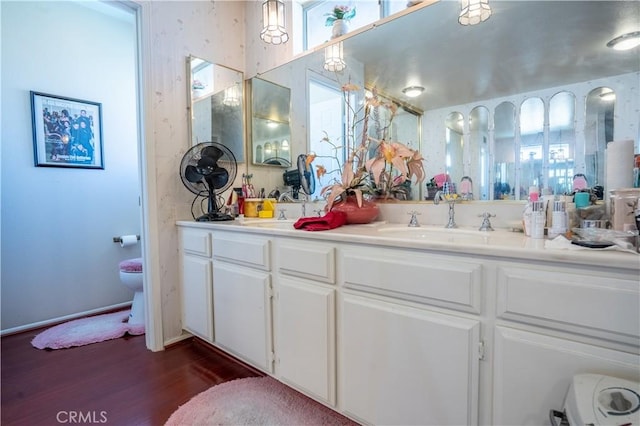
[342,247,482,314]
[181,228,211,257]
[212,231,270,271]
[276,240,335,284]
[496,265,640,345]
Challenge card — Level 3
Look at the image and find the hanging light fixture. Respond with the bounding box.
[458,0,492,26]
[260,0,289,45]
[323,41,346,72]
[222,84,240,107]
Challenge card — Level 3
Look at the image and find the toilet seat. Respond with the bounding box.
[119,257,143,273]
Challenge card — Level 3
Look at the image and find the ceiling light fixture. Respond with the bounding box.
[600,90,616,102]
[402,86,425,98]
[260,0,289,45]
[606,31,640,51]
[323,41,346,72]
[458,0,492,26]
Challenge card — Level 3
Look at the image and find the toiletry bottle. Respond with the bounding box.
[530,200,546,239]
[548,199,567,239]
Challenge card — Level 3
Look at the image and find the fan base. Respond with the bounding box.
[196,213,234,222]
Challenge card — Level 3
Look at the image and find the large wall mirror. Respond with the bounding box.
[187,56,244,162]
[249,1,638,203]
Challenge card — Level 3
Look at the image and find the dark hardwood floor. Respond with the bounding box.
[1,329,261,425]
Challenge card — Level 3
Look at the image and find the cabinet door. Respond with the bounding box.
[181,255,213,342]
[340,293,481,425]
[275,277,336,406]
[493,326,640,425]
[212,261,272,372]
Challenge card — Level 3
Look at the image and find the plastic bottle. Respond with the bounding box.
[548,199,567,239]
[530,200,546,239]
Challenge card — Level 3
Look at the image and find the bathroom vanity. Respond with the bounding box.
[176,218,639,425]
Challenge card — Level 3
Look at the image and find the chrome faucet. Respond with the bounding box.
[408,211,421,227]
[478,212,496,231]
[277,209,288,220]
[433,190,444,205]
[433,190,458,228]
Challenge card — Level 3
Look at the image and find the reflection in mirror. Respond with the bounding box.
[249,77,292,168]
[494,102,515,200]
[520,97,545,196]
[369,95,423,200]
[585,87,615,190]
[252,1,638,204]
[445,112,464,191]
[469,106,489,200]
[548,91,576,195]
[309,78,342,200]
[188,56,244,162]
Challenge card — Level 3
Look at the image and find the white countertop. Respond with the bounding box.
[176,219,640,271]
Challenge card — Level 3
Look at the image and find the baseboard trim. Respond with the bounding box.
[163,331,193,348]
[0,302,132,336]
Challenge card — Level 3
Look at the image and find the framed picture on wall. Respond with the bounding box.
[30,91,104,169]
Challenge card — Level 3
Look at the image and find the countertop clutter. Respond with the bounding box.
[176,217,640,271]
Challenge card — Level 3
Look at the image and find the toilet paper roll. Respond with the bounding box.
[606,139,635,195]
[120,235,138,248]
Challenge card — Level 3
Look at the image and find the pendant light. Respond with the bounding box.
[260,0,289,45]
[458,0,492,26]
[323,41,346,72]
[222,84,240,107]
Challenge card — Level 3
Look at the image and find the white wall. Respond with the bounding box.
[1,1,140,331]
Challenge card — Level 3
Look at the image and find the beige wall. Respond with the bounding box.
[145,1,297,345]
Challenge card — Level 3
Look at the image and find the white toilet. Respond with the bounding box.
[556,374,640,425]
[119,257,145,326]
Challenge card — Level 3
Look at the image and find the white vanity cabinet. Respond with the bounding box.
[272,239,337,406]
[339,245,483,425]
[179,227,214,342]
[176,221,640,426]
[211,231,273,372]
[492,261,640,425]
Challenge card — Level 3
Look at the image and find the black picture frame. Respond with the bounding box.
[30,91,104,169]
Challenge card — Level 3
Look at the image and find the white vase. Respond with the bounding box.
[331,19,349,39]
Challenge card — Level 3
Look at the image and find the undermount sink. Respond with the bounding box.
[375,224,519,245]
[377,225,489,235]
[237,218,296,228]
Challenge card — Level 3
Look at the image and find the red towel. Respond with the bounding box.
[293,211,347,231]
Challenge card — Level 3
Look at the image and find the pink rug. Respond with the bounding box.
[165,376,358,425]
[31,310,144,350]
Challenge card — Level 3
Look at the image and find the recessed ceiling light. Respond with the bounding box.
[402,86,425,97]
[607,31,640,51]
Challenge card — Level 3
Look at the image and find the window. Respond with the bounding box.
[297,1,410,51]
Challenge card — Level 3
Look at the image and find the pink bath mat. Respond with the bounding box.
[31,310,144,350]
[165,376,358,425]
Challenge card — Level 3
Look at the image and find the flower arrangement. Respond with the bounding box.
[325,5,356,26]
[313,83,425,211]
